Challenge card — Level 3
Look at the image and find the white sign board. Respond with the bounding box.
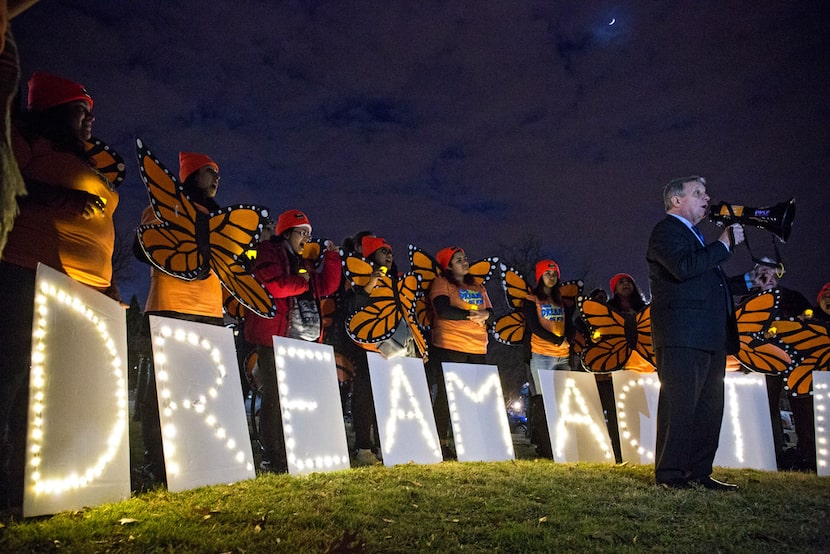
[538,370,614,463]
[814,372,829,477]
[23,264,131,517]
[612,371,659,465]
[713,372,776,470]
[367,353,442,466]
[442,362,514,462]
[271,337,351,475]
[611,370,776,470]
[148,316,255,492]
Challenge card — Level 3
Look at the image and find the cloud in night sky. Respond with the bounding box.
[11,1,830,305]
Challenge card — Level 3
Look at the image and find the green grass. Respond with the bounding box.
[2,461,829,553]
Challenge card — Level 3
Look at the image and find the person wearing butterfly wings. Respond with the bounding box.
[341,236,403,466]
[427,246,494,458]
[132,151,227,486]
[647,175,746,491]
[243,209,341,473]
[521,259,575,459]
[1,72,120,510]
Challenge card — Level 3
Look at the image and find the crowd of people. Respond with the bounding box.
[1,71,828,511]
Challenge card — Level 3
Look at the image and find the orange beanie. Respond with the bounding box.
[178,152,218,183]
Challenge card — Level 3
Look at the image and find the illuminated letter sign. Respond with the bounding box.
[24,264,131,517]
[612,371,775,470]
[713,373,776,470]
[538,370,614,463]
[442,362,514,462]
[148,316,255,492]
[271,337,350,475]
[367,353,442,466]
[814,373,829,477]
[612,371,659,464]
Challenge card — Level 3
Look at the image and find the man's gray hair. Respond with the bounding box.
[663,175,706,211]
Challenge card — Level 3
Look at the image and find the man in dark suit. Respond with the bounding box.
[646,175,745,491]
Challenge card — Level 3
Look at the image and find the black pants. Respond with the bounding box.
[0,262,36,509]
[255,344,287,468]
[654,346,726,483]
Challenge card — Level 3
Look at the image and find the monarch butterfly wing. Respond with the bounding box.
[734,290,791,374]
[408,244,441,293]
[578,297,631,372]
[302,239,325,268]
[469,257,499,286]
[408,245,441,333]
[320,297,337,331]
[342,254,374,290]
[85,137,125,188]
[398,273,428,357]
[223,292,247,322]
[135,138,206,279]
[559,279,585,311]
[633,305,656,367]
[500,264,530,309]
[772,318,830,395]
[207,206,276,318]
[346,277,401,345]
[493,312,526,346]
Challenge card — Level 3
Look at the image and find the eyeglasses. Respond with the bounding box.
[292,229,311,238]
[377,248,392,256]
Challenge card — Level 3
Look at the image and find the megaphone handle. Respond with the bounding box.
[728,226,735,251]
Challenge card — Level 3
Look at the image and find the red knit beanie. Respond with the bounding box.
[27,72,93,111]
[436,247,464,270]
[535,260,560,284]
[609,273,634,294]
[362,236,392,258]
[178,152,219,183]
[276,209,312,236]
[818,282,830,305]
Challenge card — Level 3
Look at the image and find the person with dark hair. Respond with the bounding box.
[647,175,745,491]
[243,209,341,473]
[342,236,403,466]
[132,152,226,486]
[522,259,574,458]
[1,72,119,509]
[427,246,494,458]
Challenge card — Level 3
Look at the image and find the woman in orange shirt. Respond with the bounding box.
[427,246,493,456]
[1,72,118,510]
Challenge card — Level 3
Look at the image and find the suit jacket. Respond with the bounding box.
[646,215,739,354]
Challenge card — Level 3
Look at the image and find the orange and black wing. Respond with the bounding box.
[469,257,499,286]
[135,138,276,318]
[408,244,442,331]
[733,290,793,375]
[342,253,375,290]
[85,138,126,188]
[135,138,206,279]
[769,318,830,396]
[577,298,655,373]
[492,264,530,346]
[346,274,401,345]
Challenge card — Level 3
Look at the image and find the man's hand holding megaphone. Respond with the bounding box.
[718,223,745,252]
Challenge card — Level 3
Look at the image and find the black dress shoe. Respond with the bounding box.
[657,478,691,490]
[690,476,738,492]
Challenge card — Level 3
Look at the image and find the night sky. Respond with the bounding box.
[10,1,830,306]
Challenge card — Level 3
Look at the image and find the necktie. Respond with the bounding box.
[691,225,705,245]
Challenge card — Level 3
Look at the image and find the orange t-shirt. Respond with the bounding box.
[526,294,570,357]
[428,276,491,355]
[140,205,223,317]
[4,130,118,289]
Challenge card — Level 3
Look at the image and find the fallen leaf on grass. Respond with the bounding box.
[382,518,395,523]
[118,518,138,525]
[538,516,548,523]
